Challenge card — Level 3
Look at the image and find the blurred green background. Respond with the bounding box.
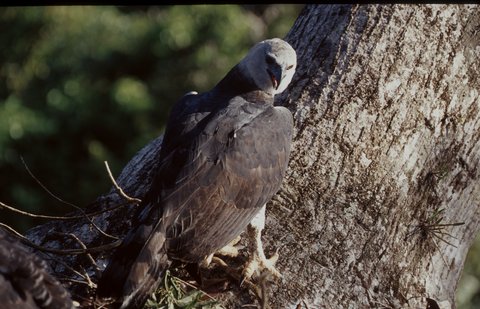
[0,5,301,230]
[0,5,477,308]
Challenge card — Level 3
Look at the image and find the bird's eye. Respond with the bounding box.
[286,64,294,70]
[266,55,276,65]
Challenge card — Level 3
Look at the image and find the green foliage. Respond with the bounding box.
[0,5,302,232]
[145,270,223,309]
[457,235,480,309]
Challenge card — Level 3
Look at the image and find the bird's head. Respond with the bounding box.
[239,38,297,96]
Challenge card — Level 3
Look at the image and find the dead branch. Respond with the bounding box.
[104,161,142,204]
[60,232,101,272]
[0,200,132,221]
[0,201,77,220]
[20,157,119,240]
[21,156,79,209]
[0,223,121,255]
[42,251,96,288]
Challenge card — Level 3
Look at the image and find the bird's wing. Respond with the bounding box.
[96,91,204,306]
[155,96,293,262]
[98,94,293,308]
[0,229,73,309]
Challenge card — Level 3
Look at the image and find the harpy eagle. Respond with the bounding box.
[0,228,74,309]
[96,38,297,308]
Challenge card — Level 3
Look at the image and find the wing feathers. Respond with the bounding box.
[98,91,293,308]
[0,229,73,309]
[157,101,292,261]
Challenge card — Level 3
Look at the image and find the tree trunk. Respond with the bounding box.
[269,4,480,308]
[24,4,480,309]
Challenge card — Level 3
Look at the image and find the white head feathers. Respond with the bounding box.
[239,38,297,96]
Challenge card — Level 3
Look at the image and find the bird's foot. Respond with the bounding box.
[242,247,282,284]
[200,235,243,269]
[215,235,243,258]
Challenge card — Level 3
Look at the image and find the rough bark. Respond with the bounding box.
[270,4,480,308]
[23,4,479,309]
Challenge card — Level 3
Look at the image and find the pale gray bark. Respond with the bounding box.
[24,4,480,309]
[268,4,480,309]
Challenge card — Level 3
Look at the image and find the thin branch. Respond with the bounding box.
[21,156,79,209]
[58,276,93,287]
[20,157,118,240]
[0,201,75,220]
[79,265,95,288]
[60,232,101,272]
[0,223,121,255]
[173,276,218,302]
[0,200,132,221]
[41,251,94,288]
[104,161,142,204]
[80,201,135,217]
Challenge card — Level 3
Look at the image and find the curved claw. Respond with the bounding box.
[241,247,282,284]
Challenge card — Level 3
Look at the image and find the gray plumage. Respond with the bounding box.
[0,228,74,309]
[96,38,297,308]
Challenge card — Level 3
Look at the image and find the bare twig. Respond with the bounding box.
[20,157,118,240]
[56,277,91,288]
[174,276,218,302]
[104,161,142,204]
[21,156,79,209]
[0,223,121,255]
[58,276,93,287]
[1,200,133,221]
[41,251,95,288]
[0,201,75,220]
[79,265,95,288]
[61,232,101,272]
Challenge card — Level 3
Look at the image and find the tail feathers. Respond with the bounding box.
[119,231,169,309]
[96,222,170,309]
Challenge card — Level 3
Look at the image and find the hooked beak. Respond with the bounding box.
[267,66,282,90]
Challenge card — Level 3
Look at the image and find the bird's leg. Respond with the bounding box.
[201,235,242,270]
[207,206,281,284]
[197,237,245,291]
[242,205,282,282]
[202,236,242,270]
[215,235,243,258]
